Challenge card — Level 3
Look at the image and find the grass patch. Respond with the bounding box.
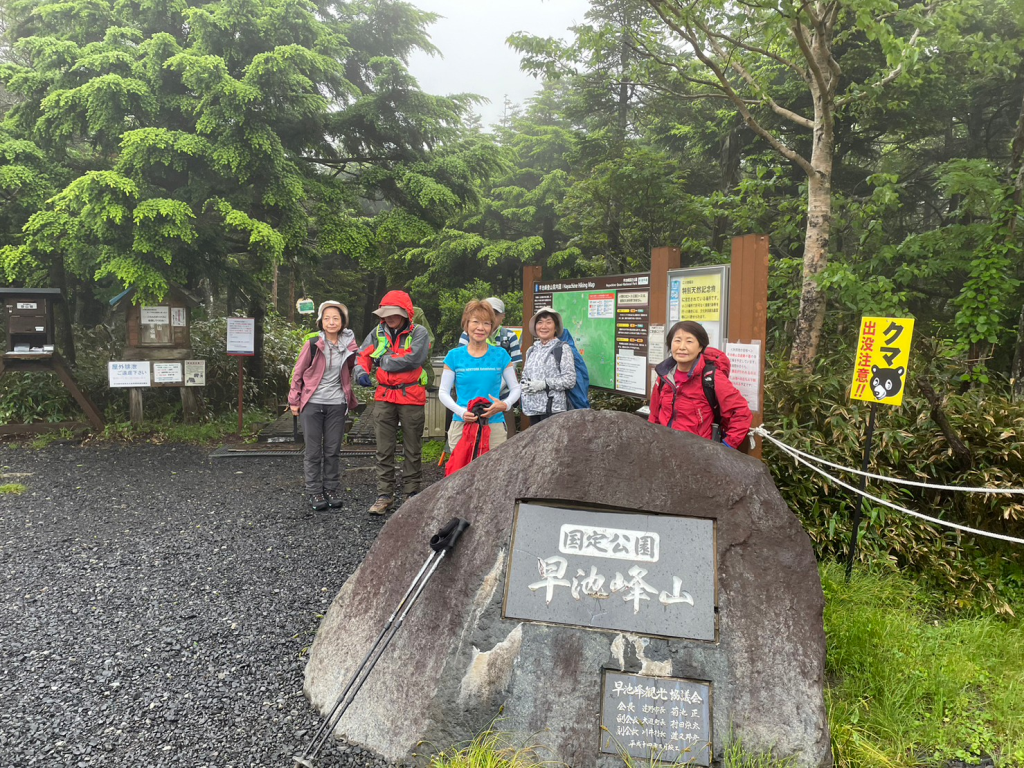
[95,410,274,445]
[0,482,27,495]
[426,726,551,768]
[421,439,445,464]
[823,561,1024,767]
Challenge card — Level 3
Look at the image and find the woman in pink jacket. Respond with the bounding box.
[648,321,752,449]
[289,301,359,510]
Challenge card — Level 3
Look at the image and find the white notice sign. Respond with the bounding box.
[648,323,666,364]
[226,318,255,356]
[171,307,186,327]
[725,341,762,413]
[153,362,183,384]
[16,302,37,310]
[140,306,170,325]
[184,360,206,386]
[614,349,647,395]
[108,361,151,388]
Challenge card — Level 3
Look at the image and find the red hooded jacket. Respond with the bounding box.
[648,347,752,448]
[354,290,431,406]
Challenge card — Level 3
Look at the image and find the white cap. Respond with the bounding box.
[484,297,505,315]
[316,300,349,329]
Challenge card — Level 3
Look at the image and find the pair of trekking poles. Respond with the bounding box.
[292,517,471,767]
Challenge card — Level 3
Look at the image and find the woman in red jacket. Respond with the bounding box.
[648,321,751,449]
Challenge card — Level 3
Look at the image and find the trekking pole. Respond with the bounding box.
[292,518,470,768]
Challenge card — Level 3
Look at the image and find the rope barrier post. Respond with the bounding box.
[845,402,878,582]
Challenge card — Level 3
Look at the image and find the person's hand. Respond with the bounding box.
[357,373,372,387]
[521,379,546,394]
[290,405,299,416]
[462,409,479,423]
[480,396,508,419]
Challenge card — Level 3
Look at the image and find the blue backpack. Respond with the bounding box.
[554,329,591,410]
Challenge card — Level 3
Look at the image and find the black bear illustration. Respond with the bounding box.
[870,365,905,400]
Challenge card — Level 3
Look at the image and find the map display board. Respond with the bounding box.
[533,274,650,396]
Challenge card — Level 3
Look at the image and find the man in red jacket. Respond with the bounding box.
[648,321,751,449]
[354,290,431,515]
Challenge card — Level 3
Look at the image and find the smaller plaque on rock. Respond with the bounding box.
[600,671,712,766]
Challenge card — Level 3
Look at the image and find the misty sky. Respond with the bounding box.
[406,0,592,128]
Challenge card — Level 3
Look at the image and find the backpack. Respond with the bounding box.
[553,329,590,410]
[700,361,723,442]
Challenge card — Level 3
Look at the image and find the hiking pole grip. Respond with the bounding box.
[430,518,470,553]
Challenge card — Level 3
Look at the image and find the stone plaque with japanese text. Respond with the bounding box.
[503,501,716,641]
[600,671,712,765]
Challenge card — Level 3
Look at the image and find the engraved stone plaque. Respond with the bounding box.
[600,671,712,765]
[503,501,716,640]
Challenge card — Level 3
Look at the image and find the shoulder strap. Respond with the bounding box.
[308,337,319,361]
[702,360,721,425]
[552,341,563,366]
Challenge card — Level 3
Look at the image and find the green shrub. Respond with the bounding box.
[764,348,1024,613]
[0,372,77,425]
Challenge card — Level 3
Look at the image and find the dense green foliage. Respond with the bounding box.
[764,350,1024,614]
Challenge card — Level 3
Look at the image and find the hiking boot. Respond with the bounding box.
[308,493,329,511]
[368,495,393,515]
[323,488,345,509]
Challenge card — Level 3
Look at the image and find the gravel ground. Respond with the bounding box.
[0,443,441,768]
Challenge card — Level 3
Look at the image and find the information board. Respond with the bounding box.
[184,360,206,386]
[226,318,255,356]
[153,361,183,384]
[600,671,712,765]
[108,361,151,388]
[725,341,761,413]
[666,266,730,350]
[533,274,650,396]
[503,501,717,641]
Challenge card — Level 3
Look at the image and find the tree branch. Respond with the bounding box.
[696,15,815,130]
[646,0,814,175]
[836,27,921,108]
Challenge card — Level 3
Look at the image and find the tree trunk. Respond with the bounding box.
[288,269,296,324]
[48,259,76,367]
[789,51,835,371]
[1006,87,1024,400]
[247,294,266,403]
[271,263,279,316]
[711,124,746,254]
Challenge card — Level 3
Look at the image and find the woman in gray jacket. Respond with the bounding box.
[521,307,576,423]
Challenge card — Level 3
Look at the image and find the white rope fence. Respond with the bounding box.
[753,426,1024,545]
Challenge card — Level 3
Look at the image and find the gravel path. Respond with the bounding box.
[0,443,440,768]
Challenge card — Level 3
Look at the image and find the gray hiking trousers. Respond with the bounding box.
[301,403,348,494]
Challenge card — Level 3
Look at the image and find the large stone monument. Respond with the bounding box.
[303,410,831,767]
